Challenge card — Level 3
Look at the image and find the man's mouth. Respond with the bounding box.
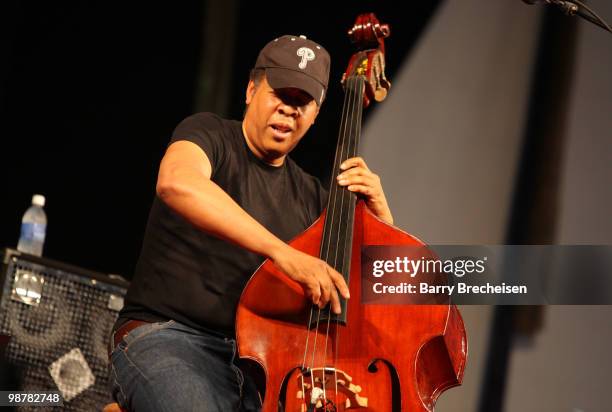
[270,123,293,139]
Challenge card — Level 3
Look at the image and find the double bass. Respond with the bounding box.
[237,14,467,411]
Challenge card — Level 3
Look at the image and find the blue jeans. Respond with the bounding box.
[109,320,261,411]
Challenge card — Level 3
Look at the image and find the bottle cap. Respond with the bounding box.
[32,194,45,207]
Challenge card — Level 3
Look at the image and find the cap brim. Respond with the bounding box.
[265,67,326,106]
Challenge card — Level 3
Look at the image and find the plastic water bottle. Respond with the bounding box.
[17,194,47,256]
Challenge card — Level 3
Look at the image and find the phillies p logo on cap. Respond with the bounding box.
[254,35,331,105]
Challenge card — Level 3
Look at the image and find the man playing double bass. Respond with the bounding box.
[108,34,393,411]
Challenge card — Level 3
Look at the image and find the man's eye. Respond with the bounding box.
[274,90,312,107]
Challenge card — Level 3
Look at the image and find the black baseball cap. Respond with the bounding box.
[255,35,331,106]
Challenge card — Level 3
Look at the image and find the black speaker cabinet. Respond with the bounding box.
[0,248,129,411]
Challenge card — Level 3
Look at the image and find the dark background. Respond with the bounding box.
[0,0,441,277]
[2,2,611,411]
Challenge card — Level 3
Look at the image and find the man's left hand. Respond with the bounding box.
[337,157,394,225]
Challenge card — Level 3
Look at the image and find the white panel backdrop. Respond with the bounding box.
[359,0,611,410]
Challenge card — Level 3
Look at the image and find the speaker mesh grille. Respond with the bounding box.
[0,253,127,411]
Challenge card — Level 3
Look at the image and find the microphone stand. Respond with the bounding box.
[530,0,612,34]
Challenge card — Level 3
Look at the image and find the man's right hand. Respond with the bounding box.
[269,244,350,315]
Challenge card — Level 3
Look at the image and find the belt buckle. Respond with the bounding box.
[109,321,131,358]
[108,329,118,359]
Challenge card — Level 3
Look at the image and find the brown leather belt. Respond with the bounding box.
[108,320,150,358]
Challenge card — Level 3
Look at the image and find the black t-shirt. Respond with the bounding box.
[118,113,327,336]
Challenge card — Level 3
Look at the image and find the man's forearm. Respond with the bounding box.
[157,167,288,260]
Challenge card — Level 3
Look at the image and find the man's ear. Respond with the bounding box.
[245,80,256,105]
[312,106,320,125]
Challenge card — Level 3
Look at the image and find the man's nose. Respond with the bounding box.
[278,103,299,118]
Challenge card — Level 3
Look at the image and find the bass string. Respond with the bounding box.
[321,75,356,407]
[300,74,355,407]
[329,75,363,408]
[314,75,364,409]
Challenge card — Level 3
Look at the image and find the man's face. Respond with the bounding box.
[243,76,320,166]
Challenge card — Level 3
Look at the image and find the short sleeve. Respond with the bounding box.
[170,113,228,173]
